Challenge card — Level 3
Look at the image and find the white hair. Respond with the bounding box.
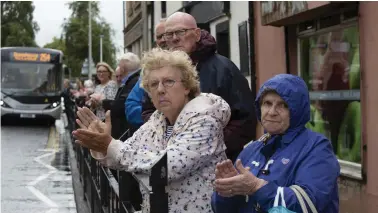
[118,52,140,72]
[84,79,94,88]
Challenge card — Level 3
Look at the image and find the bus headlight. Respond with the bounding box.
[0,100,11,108]
[46,101,60,109]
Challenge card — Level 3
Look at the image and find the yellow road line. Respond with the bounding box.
[46,127,55,149]
[46,126,60,151]
[53,128,60,152]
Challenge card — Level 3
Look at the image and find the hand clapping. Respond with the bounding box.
[215,159,238,179]
[214,159,267,197]
[76,107,100,130]
[73,109,113,155]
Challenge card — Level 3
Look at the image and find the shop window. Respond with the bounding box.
[216,20,230,59]
[299,25,361,164]
[161,1,166,18]
[238,21,250,76]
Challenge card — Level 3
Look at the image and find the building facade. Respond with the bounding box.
[252,1,378,212]
[122,1,149,57]
[123,2,378,211]
[123,1,253,88]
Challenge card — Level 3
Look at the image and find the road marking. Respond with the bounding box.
[37,148,57,152]
[45,125,61,167]
[46,125,61,152]
[28,170,55,186]
[28,119,76,213]
[46,127,56,149]
[34,151,58,171]
[27,185,59,208]
[27,151,58,208]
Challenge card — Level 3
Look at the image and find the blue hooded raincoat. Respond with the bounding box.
[211,74,340,213]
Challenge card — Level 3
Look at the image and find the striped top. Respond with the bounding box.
[165,125,173,141]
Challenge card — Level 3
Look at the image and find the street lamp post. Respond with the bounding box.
[100,35,104,62]
[88,1,92,80]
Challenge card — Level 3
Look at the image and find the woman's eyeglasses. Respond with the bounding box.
[148,79,182,90]
[97,70,109,74]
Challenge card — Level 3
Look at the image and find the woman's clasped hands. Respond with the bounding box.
[214,159,267,197]
[72,107,113,156]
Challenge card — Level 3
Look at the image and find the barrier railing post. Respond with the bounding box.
[149,153,168,213]
[100,165,108,207]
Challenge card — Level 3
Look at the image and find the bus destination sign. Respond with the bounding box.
[11,52,51,62]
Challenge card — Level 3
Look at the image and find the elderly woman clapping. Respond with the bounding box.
[212,74,340,213]
[73,48,231,213]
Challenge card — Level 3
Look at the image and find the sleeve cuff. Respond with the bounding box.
[90,149,106,160]
[251,181,278,211]
[90,139,123,166]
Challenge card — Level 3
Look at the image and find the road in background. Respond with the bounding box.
[1,118,76,213]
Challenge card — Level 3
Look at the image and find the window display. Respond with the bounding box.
[300,25,361,163]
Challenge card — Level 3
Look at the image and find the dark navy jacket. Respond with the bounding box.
[212,74,340,213]
[110,69,141,139]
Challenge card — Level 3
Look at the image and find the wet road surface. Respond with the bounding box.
[1,118,76,213]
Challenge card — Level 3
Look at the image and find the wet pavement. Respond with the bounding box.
[1,118,77,213]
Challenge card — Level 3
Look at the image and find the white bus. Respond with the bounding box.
[1,47,65,122]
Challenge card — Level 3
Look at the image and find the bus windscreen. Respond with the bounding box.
[1,62,63,95]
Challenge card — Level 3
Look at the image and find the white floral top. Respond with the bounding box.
[93,80,118,120]
[91,93,231,213]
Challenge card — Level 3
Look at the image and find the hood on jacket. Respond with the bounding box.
[190,30,217,64]
[255,74,310,132]
[177,93,231,129]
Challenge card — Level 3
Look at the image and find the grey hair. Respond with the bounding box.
[118,52,141,71]
[154,18,167,32]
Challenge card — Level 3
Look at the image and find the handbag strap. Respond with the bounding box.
[273,187,286,208]
[290,186,308,213]
[290,185,318,213]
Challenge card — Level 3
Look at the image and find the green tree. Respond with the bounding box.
[43,36,66,54]
[62,1,116,77]
[1,1,39,47]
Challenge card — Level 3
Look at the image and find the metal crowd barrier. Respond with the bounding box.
[66,95,169,213]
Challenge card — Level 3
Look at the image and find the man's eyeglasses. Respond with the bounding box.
[164,28,195,40]
[148,79,182,90]
[156,34,165,40]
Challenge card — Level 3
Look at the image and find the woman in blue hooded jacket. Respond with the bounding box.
[212,74,340,213]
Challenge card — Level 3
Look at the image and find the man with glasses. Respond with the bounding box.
[142,12,255,162]
[125,18,168,128]
[154,18,167,49]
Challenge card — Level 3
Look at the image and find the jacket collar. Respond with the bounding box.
[122,68,141,84]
